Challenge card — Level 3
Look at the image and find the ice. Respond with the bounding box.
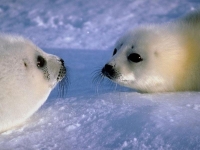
[0,0,200,149]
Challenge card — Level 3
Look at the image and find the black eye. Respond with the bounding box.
[37,55,46,68]
[127,53,143,63]
[113,48,117,56]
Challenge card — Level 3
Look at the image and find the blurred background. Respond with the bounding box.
[0,0,199,50]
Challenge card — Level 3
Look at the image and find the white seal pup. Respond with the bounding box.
[0,34,66,132]
[101,11,200,93]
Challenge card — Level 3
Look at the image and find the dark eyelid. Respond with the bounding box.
[113,48,117,56]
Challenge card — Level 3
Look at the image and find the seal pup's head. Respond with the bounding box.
[101,24,200,93]
[0,35,67,132]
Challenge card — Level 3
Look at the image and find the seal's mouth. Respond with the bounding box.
[101,64,119,80]
[57,59,66,82]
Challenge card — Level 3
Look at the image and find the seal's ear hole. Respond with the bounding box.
[128,53,143,63]
[154,51,159,57]
[37,55,46,68]
[23,59,28,68]
[24,62,27,67]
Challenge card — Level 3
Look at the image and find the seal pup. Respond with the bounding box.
[0,34,66,132]
[101,11,200,93]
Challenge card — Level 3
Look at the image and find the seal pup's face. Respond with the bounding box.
[13,37,67,96]
[101,26,185,93]
[101,29,147,92]
[101,11,200,93]
[0,35,67,132]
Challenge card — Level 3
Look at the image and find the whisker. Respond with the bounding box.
[107,79,117,90]
[92,66,122,94]
[114,82,118,92]
[91,67,106,93]
[91,68,104,85]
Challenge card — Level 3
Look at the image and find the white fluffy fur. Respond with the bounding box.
[105,11,200,93]
[0,35,64,132]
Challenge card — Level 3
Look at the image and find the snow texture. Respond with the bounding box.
[0,0,200,150]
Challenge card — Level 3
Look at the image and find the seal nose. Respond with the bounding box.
[60,59,65,66]
[101,64,116,79]
[57,58,66,81]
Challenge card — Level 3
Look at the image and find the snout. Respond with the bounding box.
[101,64,117,79]
[57,59,66,81]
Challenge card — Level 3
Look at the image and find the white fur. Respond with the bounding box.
[105,11,200,93]
[0,35,65,132]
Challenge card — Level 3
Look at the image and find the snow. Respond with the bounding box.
[0,0,200,149]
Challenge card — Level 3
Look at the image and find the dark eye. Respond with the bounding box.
[127,53,143,63]
[37,55,46,68]
[113,48,117,56]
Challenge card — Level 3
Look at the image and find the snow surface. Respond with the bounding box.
[1,0,200,150]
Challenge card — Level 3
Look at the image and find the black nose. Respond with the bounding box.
[101,64,116,79]
[57,59,66,81]
[60,59,65,66]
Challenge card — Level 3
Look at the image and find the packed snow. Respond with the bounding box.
[0,0,200,149]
